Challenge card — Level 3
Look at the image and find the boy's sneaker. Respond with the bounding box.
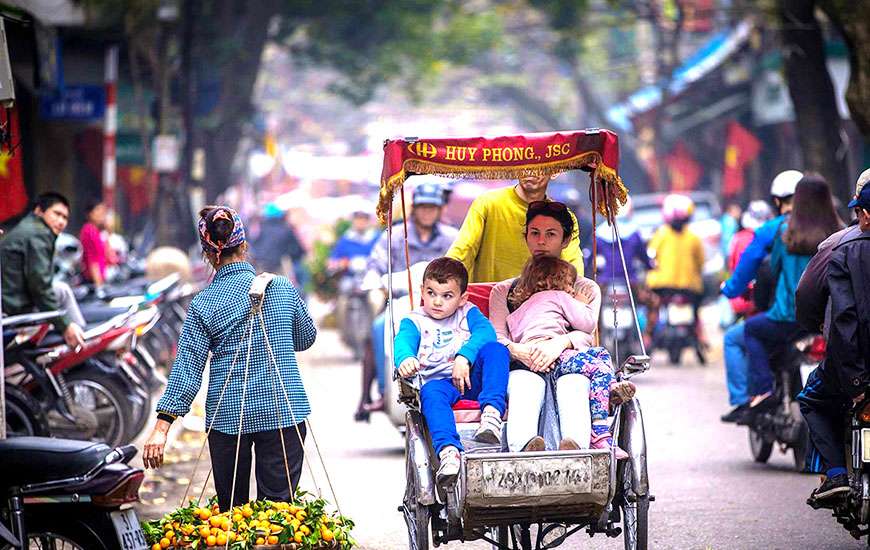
[436,446,461,486]
[474,406,503,444]
[809,474,850,503]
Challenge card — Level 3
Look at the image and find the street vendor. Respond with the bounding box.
[446,175,584,283]
[143,205,317,511]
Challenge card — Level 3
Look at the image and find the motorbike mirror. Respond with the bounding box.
[620,354,651,379]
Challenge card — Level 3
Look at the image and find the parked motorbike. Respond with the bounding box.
[742,334,823,472]
[0,436,146,550]
[651,290,704,365]
[4,302,161,447]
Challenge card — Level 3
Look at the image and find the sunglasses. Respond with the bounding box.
[527,200,568,214]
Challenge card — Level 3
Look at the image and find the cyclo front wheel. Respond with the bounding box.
[402,413,430,550]
[621,460,649,550]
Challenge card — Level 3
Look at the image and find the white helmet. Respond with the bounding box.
[662,194,695,223]
[770,170,803,198]
[740,200,774,231]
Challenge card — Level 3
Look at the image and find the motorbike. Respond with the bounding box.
[651,290,704,365]
[743,334,823,472]
[334,256,375,361]
[4,303,161,446]
[813,390,870,544]
[599,281,643,366]
[0,436,146,550]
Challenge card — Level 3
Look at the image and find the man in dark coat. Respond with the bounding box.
[0,192,85,347]
[798,182,870,504]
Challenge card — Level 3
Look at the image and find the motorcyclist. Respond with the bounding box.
[329,210,378,352]
[720,200,774,423]
[328,210,378,271]
[356,182,459,421]
[741,175,840,414]
[0,192,86,348]
[645,194,705,347]
[719,170,801,422]
[798,183,870,503]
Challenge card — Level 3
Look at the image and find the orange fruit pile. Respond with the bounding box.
[141,491,354,549]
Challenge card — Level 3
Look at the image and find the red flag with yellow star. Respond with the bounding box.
[0,107,27,223]
[665,140,702,192]
[722,120,761,197]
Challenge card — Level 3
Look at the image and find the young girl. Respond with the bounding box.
[506,255,619,452]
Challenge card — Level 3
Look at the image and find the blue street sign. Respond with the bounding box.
[39,85,105,121]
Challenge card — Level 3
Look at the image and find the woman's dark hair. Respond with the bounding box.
[199,206,244,259]
[783,174,842,255]
[524,201,576,242]
[34,192,70,212]
[84,199,103,216]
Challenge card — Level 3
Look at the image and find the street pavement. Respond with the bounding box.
[133,314,864,549]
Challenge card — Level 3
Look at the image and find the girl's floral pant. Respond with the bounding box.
[554,346,614,421]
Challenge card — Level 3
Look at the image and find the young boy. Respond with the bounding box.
[394,257,509,485]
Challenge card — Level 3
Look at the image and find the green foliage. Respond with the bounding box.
[307,218,351,301]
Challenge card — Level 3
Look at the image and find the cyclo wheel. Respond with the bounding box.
[621,460,649,550]
[403,413,430,550]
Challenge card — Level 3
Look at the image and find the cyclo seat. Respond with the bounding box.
[0,437,111,488]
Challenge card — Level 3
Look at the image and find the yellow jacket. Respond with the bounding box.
[446,186,583,283]
[646,224,705,293]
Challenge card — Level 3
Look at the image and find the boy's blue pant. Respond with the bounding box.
[420,342,509,454]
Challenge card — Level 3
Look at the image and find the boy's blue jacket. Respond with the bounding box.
[394,303,496,383]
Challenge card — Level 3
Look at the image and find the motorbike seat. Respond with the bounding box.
[0,437,111,488]
[79,304,130,324]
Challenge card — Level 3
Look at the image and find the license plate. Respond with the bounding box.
[480,456,592,498]
[667,303,694,326]
[862,429,870,463]
[111,509,148,550]
[602,308,633,330]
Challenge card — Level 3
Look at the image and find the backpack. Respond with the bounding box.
[753,221,786,311]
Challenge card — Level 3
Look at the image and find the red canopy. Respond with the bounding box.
[377,129,627,223]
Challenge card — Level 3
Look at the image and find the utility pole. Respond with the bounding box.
[103,45,119,228]
[154,1,180,246]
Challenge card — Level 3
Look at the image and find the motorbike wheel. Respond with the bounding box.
[792,422,811,473]
[748,427,773,463]
[64,365,134,447]
[668,346,681,365]
[621,459,649,550]
[3,385,50,437]
[0,517,111,550]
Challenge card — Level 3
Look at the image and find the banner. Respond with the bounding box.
[379,129,625,223]
[0,107,27,223]
[722,121,761,197]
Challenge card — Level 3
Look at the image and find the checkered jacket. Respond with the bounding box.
[156,262,316,434]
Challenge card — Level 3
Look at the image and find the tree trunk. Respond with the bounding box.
[198,0,281,202]
[818,0,870,139]
[777,0,850,201]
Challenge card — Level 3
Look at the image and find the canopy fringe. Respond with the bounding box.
[377,151,627,224]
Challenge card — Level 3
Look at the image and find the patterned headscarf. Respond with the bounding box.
[198,206,246,263]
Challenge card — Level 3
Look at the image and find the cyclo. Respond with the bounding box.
[376,130,653,550]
